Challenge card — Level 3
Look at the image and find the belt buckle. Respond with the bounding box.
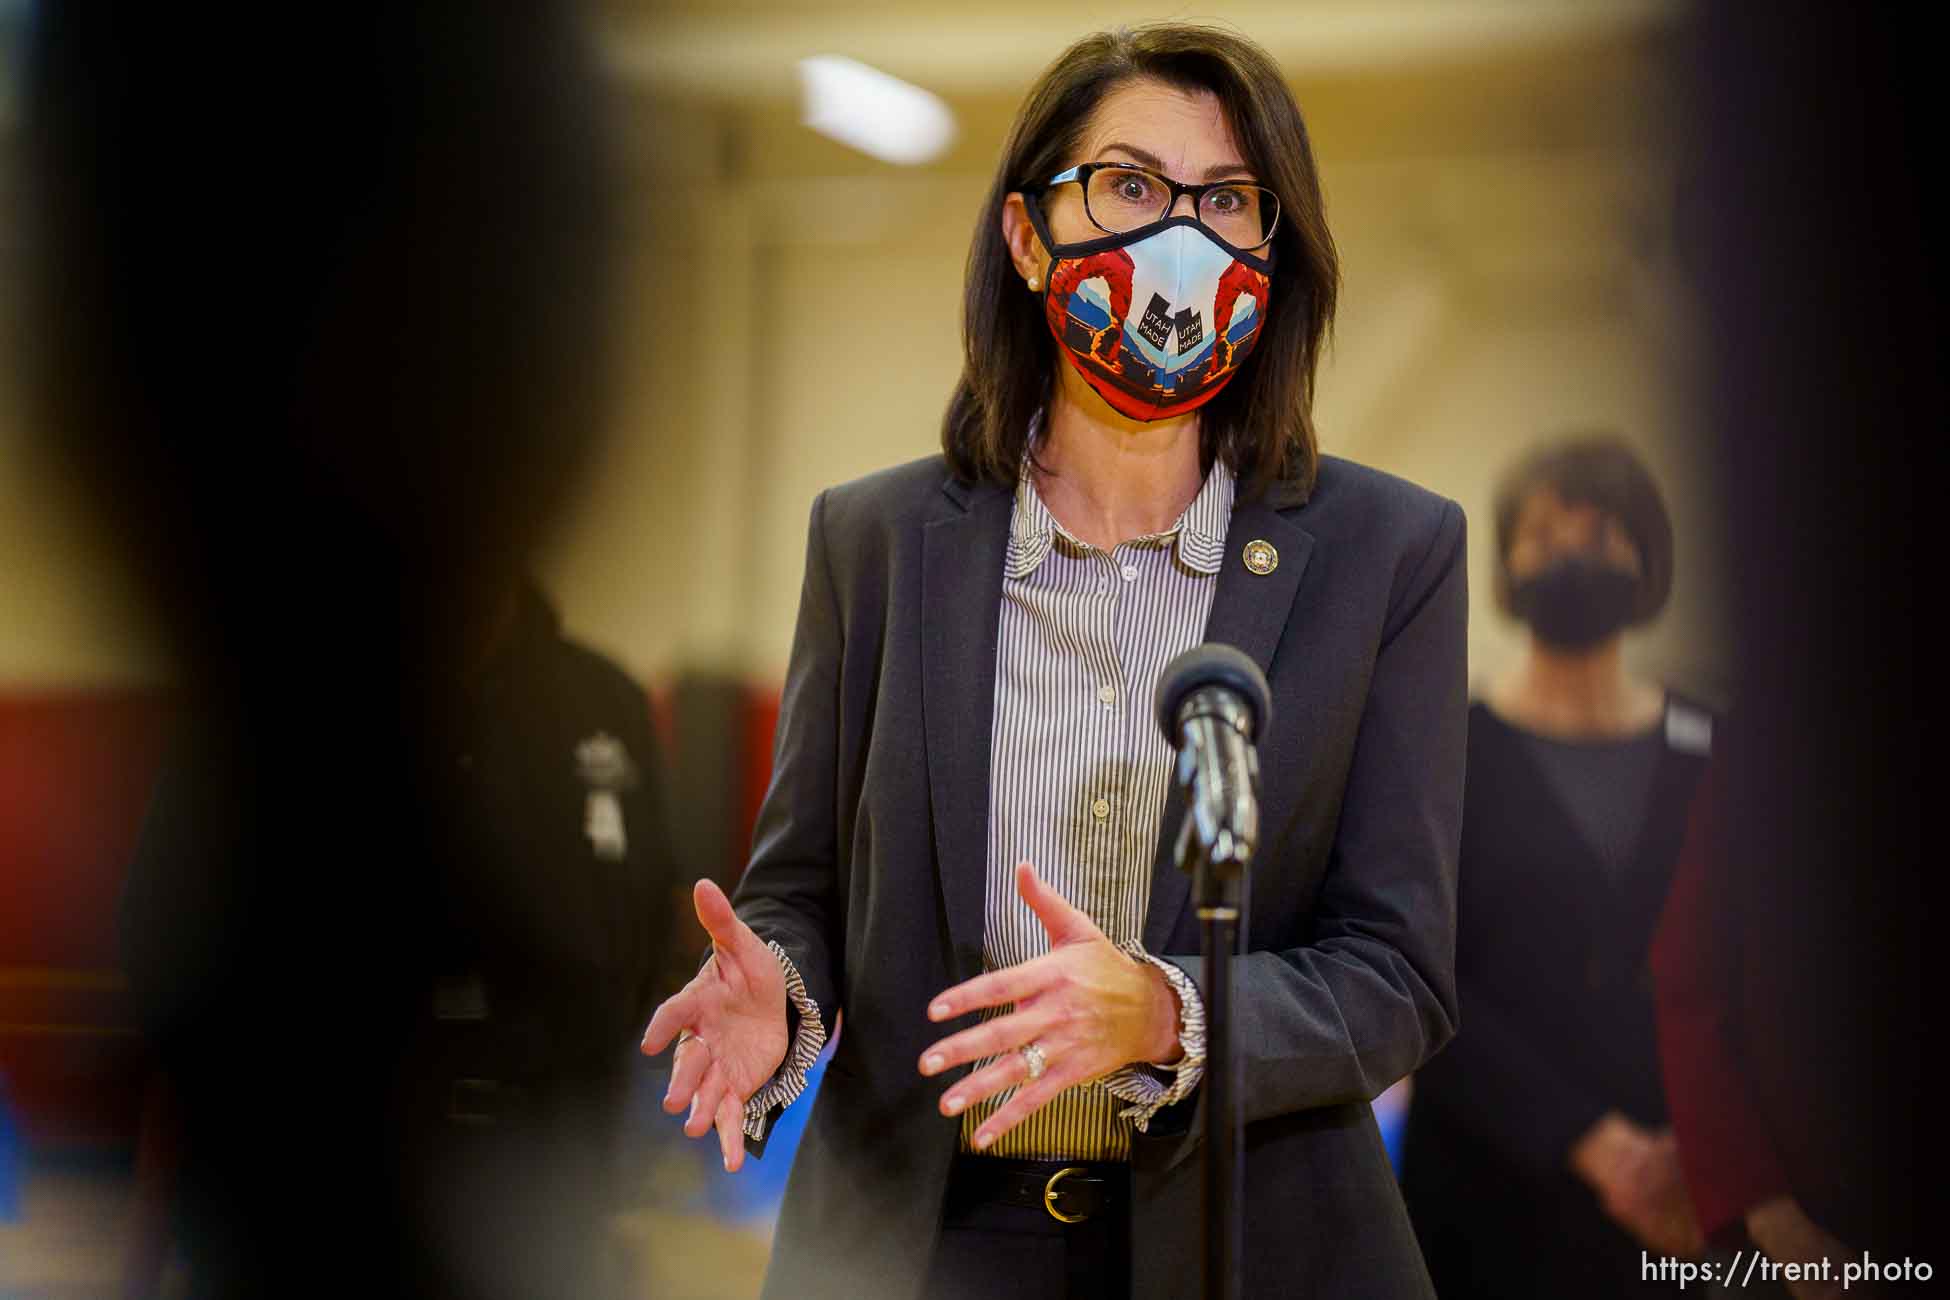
[1043,1165,1090,1224]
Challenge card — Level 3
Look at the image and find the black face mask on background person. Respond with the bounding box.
[1510,552,1640,650]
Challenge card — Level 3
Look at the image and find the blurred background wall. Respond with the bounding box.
[547,0,1730,704]
[2,0,1728,703]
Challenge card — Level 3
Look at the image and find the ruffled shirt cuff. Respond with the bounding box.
[739,941,828,1142]
[1096,941,1206,1132]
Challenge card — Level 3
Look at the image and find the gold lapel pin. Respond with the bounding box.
[1243,539,1279,575]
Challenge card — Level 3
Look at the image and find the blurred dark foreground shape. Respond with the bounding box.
[1649,0,1930,1281]
[17,4,687,1295]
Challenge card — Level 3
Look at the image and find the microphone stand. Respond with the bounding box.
[1169,688,1259,1300]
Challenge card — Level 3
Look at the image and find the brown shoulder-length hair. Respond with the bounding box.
[942,23,1340,500]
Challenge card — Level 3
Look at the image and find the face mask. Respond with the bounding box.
[1027,199,1273,422]
[1510,553,1640,650]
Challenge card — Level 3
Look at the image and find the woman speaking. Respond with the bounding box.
[644,24,1468,1299]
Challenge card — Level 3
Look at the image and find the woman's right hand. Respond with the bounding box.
[640,878,789,1172]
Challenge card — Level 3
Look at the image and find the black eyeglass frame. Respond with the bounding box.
[1038,162,1282,252]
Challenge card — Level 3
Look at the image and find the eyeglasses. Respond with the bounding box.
[1041,162,1281,251]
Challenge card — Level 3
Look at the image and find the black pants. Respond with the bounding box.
[921,1156,1132,1300]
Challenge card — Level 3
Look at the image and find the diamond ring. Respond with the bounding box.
[1019,1041,1047,1080]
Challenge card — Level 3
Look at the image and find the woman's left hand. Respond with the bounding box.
[918,861,1182,1148]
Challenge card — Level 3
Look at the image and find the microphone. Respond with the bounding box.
[1154,644,1272,875]
[1156,644,1268,1298]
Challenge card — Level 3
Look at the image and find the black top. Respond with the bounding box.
[1515,720,1666,883]
[417,582,682,1090]
[120,580,682,1298]
[1400,694,1713,1299]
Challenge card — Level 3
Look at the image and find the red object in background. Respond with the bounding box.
[1649,756,1786,1244]
[738,685,782,882]
[0,689,170,1149]
[646,675,778,885]
[0,677,784,1151]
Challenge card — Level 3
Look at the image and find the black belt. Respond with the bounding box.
[948,1155,1129,1225]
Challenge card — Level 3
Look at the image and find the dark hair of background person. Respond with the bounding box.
[17,4,629,1292]
[1687,0,1930,1256]
[1489,433,1676,622]
[941,22,1340,501]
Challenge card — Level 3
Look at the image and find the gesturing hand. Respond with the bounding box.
[640,878,788,1173]
[918,861,1182,1149]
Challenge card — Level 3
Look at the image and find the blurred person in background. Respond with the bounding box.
[1400,435,1714,1298]
[17,4,676,1295]
[643,23,1467,1300]
[119,570,685,1298]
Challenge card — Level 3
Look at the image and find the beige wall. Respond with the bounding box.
[0,124,165,686]
[2,3,1731,706]
[541,6,1731,705]
[0,427,169,687]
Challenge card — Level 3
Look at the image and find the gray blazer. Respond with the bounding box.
[735,452,1467,1299]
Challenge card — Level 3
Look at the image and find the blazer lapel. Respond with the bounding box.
[1142,481,1316,955]
[922,476,1014,983]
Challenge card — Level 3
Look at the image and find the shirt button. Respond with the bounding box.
[1091,797,1111,820]
[1097,684,1116,705]
[1120,564,1138,581]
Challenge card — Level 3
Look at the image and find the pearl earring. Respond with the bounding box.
[1028,275,1041,292]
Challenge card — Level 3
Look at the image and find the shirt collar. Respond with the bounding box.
[1005,455,1235,580]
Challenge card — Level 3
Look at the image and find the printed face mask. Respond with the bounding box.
[1027,199,1274,422]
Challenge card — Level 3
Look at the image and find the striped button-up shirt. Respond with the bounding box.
[745,460,1224,1158]
[959,460,1225,1160]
